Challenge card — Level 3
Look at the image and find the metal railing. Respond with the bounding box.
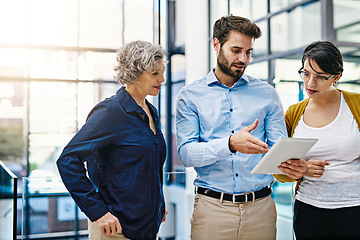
[18,171,195,240]
[11,170,294,240]
[0,160,18,240]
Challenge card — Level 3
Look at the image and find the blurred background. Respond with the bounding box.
[1,0,359,239]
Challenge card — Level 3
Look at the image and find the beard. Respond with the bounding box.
[217,48,246,79]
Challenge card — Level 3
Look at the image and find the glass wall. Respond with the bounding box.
[0,0,158,179]
[334,0,360,43]
[270,2,322,54]
[0,0,159,237]
[209,0,360,103]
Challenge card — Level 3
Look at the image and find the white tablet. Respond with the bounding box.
[251,137,318,174]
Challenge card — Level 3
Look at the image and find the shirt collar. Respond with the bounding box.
[117,86,140,113]
[117,86,159,124]
[206,69,249,88]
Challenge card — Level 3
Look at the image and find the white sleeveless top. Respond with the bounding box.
[293,93,360,209]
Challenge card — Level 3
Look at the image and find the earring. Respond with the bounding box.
[333,82,337,87]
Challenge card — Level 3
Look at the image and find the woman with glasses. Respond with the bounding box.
[276,41,360,240]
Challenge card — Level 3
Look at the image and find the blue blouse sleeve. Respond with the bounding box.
[56,103,113,222]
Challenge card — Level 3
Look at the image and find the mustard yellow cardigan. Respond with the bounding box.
[274,90,360,191]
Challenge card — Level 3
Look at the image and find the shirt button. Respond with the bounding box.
[229,89,232,91]
[230,109,233,112]
[235,173,239,177]
[231,130,234,133]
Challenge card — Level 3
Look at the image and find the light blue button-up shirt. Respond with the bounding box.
[176,70,286,194]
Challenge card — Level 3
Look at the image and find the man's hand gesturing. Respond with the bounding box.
[229,119,269,154]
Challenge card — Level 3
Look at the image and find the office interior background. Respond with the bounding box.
[1,0,360,239]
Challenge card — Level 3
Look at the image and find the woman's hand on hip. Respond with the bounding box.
[95,212,122,236]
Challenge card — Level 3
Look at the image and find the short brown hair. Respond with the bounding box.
[213,15,262,46]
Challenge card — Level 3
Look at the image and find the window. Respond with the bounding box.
[334,0,360,43]
[271,1,321,53]
[0,0,156,178]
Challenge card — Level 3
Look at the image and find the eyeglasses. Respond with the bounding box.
[298,70,334,82]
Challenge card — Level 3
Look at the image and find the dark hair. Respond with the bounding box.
[300,41,343,76]
[213,15,262,46]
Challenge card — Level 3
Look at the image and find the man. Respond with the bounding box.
[176,15,305,239]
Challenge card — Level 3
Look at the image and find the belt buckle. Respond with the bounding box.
[232,191,256,203]
[232,193,244,203]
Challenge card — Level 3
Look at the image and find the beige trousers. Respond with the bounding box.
[190,194,277,240]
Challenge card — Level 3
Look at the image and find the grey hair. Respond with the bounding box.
[113,40,167,85]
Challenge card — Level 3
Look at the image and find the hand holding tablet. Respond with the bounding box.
[251,137,317,174]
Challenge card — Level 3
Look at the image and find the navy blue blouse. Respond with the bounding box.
[57,86,166,240]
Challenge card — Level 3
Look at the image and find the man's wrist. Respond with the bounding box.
[228,135,236,153]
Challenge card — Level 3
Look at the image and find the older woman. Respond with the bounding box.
[277,41,360,240]
[57,40,167,240]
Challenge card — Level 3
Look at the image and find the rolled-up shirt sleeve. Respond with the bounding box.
[176,89,232,168]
